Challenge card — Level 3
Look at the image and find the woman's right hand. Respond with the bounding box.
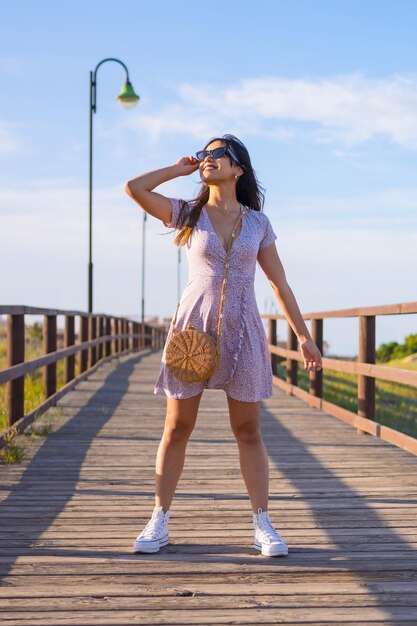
[173,155,201,177]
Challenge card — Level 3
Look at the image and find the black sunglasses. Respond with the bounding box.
[195,145,241,165]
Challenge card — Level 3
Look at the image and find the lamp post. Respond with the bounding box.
[88,57,139,313]
[177,248,181,301]
[141,211,147,323]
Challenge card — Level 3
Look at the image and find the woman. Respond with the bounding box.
[125,134,322,557]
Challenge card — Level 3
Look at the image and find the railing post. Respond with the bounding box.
[123,319,128,351]
[286,324,298,388]
[64,314,75,384]
[119,317,125,352]
[310,318,323,397]
[357,315,376,434]
[97,315,104,361]
[88,315,97,369]
[268,318,278,376]
[78,314,89,373]
[132,322,139,350]
[112,317,119,354]
[43,314,57,399]
[105,316,111,356]
[118,318,123,353]
[128,321,134,351]
[6,313,25,427]
[118,318,122,353]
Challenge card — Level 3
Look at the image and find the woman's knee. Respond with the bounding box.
[163,394,202,443]
[163,418,194,443]
[227,395,262,445]
[233,421,262,445]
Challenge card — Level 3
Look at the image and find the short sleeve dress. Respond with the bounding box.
[153,197,278,402]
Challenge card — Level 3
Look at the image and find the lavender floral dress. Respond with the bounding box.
[153,197,278,402]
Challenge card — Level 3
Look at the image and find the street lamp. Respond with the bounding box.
[88,57,139,313]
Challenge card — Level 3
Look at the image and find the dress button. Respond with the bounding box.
[232,233,235,237]
[225,263,229,268]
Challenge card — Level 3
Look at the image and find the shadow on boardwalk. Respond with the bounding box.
[261,407,417,619]
[0,350,153,576]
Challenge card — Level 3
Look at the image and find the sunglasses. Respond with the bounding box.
[195,145,241,165]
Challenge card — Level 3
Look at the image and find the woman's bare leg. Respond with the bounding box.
[155,391,204,512]
[226,394,269,513]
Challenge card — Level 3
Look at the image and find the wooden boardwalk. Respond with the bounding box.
[1,348,417,625]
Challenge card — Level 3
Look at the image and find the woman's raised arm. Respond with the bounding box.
[124,157,199,223]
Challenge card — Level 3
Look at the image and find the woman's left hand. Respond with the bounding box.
[299,339,322,372]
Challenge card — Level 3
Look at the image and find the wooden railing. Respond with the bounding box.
[0,305,168,443]
[262,300,417,456]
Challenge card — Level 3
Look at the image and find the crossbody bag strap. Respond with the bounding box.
[170,204,247,336]
[216,205,247,342]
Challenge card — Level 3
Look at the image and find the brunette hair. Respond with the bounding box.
[172,134,265,247]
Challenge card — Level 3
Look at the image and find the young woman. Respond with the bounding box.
[125,134,322,557]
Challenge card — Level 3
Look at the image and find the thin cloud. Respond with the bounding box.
[124,73,417,149]
[267,187,417,226]
[1,177,416,229]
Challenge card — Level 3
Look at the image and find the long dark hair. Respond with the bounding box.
[173,134,265,247]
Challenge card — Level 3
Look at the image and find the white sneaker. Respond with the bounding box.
[253,508,288,557]
[133,505,170,553]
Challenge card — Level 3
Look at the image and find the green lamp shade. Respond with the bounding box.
[117,81,140,110]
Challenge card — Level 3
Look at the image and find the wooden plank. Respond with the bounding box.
[1,591,417,610]
[1,606,417,625]
[1,580,416,597]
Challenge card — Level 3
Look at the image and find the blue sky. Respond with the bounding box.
[1,0,417,355]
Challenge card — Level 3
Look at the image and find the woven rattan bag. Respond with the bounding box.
[165,321,219,383]
[165,205,247,383]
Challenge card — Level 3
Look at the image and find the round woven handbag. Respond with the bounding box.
[165,205,247,384]
[165,325,219,382]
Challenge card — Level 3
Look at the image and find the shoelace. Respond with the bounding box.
[256,515,285,544]
[141,513,167,539]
